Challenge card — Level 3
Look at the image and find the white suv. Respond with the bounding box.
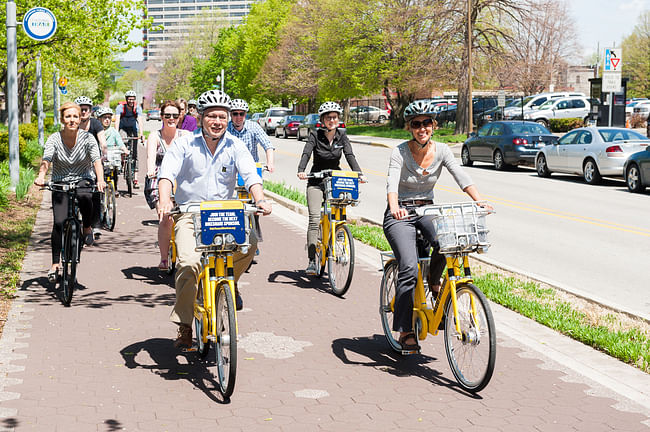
[504,92,585,120]
[260,107,292,134]
[523,97,591,127]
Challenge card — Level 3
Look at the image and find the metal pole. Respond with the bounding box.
[608,92,613,127]
[37,54,44,147]
[221,68,225,92]
[6,0,19,190]
[467,0,473,133]
[53,71,59,126]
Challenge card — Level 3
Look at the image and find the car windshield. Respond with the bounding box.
[510,123,550,135]
[287,115,304,122]
[598,129,650,142]
[537,100,556,110]
[270,109,291,117]
[511,96,534,108]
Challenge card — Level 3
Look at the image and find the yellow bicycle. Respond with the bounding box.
[176,200,257,399]
[101,149,120,231]
[307,169,360,296]
[379,201,496,393]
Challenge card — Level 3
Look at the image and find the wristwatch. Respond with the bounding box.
[256,199,270,204]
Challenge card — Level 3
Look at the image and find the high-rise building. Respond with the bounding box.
[143,0,256,65]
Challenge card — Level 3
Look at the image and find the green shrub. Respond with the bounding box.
[19,123,39,142]
[15,166,36,200]
[0,161,11,208]
[549,118,585,132]
[0,131,27,162]
[21,139,43,168]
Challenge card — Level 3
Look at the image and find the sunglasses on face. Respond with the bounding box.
[231,111,246,117]
[410,118,434,129]
[80,107,90,113]
[163,113,180,119]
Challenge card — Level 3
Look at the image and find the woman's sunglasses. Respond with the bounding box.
[163,113,180,119]
[410,118,434,129]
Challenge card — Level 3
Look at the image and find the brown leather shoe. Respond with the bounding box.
[173,323,192,349]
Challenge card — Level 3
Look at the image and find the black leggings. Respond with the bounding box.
[51,179,95,264]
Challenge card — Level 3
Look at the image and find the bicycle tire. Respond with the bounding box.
[314,225,325,278]
[194,278,210,359]
[104,182,116,231]
[328,224,355,296]
[125,154,133,198]
[215,282,237,398]
[60,220,78,306]
[379,259,402,352]
[444,282,496,393]
[166,240,176,275]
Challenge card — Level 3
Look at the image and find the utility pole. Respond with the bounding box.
[6,0,19,190]
[37,53,44,147]
[53,71,59,126]
[467,0,473,134]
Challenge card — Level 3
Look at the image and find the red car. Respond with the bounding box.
[275,115,305,139]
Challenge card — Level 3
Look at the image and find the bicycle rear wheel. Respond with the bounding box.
[60,221,78,306]
[214,282,237,398]
[328,224,355,296]
[124,154,133,197]
[379,259,402,352]
[444,282,496,393]
[314,225,325,278]
[166,240,176,275]
[103,182,116,231]
[194,278,210,359]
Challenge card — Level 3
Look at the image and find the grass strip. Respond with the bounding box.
[264,179,650,373]
[346,125,467,143]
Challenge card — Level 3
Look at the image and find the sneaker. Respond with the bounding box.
[173,323,192,349]
[305,260,318,275]
[234,286,243,311]
[133,179,139,189]
[93,228,102,240]
[83,232,94,246]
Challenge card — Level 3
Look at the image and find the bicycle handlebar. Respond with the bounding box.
[168,201,266,216]
[41,181,97,193]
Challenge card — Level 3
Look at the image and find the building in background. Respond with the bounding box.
[144,0,257,66]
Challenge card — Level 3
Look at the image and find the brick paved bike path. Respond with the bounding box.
[1,184,649,431]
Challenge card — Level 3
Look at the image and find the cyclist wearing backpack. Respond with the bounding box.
[115,90,144,187]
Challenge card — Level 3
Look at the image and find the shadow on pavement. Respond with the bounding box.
[267,269,336,295]
[331,335,480,398]
[20,275,90,307]
[103,419,125,431]
[120,337,231,404]
[2,418,18,430]
[122,265,174,288]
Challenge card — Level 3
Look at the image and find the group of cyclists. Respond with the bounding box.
[34,87,491,354]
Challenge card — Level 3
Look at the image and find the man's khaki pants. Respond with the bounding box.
[169,213,257,325]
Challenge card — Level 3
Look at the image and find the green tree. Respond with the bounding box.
[115,70,147,94]
[0,0,152,122]
[622,10,650,98]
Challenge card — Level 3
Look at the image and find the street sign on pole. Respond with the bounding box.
[603,47,622,72]
[602,72,622,93]
[497,90,506,107]
[602,47,623,127]
[22,7,57,41]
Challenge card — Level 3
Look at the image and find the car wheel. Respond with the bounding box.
[274,129,279,138]
[378,115,387,122]
[536,154,551,177]
[535,119,549,128]
[461,146,473,166]
[284,128,289,138]
[583,159,601,185]
[297,130,302,141]
[626,163,645,193]
[493,150,507,171]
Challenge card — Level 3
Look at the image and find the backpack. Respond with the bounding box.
[119,101,138,118]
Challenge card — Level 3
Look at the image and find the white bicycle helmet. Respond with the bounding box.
[74,96,93,107]
[318,101,343,117]
[96,106,113,118]
[187,99,198,107]
[197,90,231,113]
[230,99,249,112]
[404,100,436,121]
[124,90,137,98]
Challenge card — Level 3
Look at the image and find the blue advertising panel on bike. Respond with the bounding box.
[236,163,264,187]
[331,170,359,200]
[200,201,246,245]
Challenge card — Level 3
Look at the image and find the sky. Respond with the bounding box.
[121,0,650,63]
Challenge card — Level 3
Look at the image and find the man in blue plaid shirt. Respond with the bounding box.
[227,99,275,173]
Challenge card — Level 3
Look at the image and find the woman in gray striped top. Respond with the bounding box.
[34,102,106,282]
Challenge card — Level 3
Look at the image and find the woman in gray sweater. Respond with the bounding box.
[383,100,491,352]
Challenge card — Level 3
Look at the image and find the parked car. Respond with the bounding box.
[274,115,305,138]
[632,101,650,120]
[350,105,390,123]
[535,127,650,184]
[624,145,650,193]
[461,121,557,170]
[297,113,346,141]
[146,109,161,121]
[250,112,263,126]
[435,104,457,125]
[625,101,646,116]
[504,92,586,120]
[523,97,591,128]
[260,107,292,134]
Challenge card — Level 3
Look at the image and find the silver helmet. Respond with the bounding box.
[124,90,137,98]
[230,99,249,112]
[318,101,343,117]
[197,90,231,114]
[96,106,113,118]
[74,96,93,107]
[403,100,436,122]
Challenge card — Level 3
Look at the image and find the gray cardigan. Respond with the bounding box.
[386,141,473,201]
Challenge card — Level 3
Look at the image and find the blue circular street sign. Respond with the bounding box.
[23,7,57,41]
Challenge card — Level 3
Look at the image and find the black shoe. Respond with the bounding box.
[84,232,94,246]
[234,287,243,311]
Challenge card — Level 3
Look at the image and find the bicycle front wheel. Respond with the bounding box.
[194,278,210,359]
[444,282,496,393]
[379,259,402,352]
[314,224,325,278]
[166,240,176,275]
[214,282,237,398]
[60,221,78,306]
[104,182,116,231]
[124,155,133,198]
[328,224,355,296]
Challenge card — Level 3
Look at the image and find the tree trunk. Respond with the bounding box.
[385,85,412,130]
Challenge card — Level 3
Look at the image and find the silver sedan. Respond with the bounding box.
[535,127,650,184]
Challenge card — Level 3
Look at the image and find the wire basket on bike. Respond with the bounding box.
[419,202,490,254]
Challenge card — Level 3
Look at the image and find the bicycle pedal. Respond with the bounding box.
[401,348,421,356]
[182,346,198,353]
[207,335,216,342]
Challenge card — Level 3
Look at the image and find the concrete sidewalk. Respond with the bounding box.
[1,180,650,430]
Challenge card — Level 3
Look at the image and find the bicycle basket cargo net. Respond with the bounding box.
[107,149,122,168]
[428,202,489,253]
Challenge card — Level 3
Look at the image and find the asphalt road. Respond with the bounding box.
[264,134,650,320]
